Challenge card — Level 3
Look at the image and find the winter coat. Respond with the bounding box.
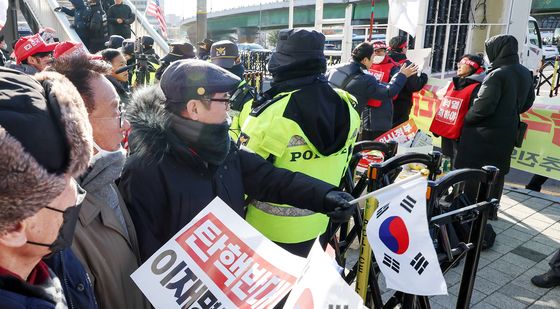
[85,3,108,53]
[44,249,98,309]
[326,60,407,132]
[388,50,429,127]
[119,87,335,261]
[61,0,90,44]
[71,178,149,309]
[455,35,535,175]
[6,63,39,75]
[106,3,135,39]
[0,263,68,309]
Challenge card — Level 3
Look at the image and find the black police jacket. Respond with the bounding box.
[119,87,334,262]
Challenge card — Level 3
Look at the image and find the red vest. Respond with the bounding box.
[429,81,480,139]
[368,60,397,107]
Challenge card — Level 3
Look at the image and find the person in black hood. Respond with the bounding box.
[387,36,429,127]
[238,29,361,257]
[119,59,356,261]
[455,34,535,203]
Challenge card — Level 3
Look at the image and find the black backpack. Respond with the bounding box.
[88,8,105,34]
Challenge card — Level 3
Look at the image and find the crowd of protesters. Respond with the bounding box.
[0,18,558,308]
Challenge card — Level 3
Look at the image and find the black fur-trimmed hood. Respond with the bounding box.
[126,86,177,164]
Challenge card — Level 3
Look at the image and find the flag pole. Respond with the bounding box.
[348,173,423,205]
[368,0,375,41]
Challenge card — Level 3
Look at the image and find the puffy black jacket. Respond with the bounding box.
[326,60,406,132]
[455,35,535,174]
[119,87,334,261]
[388,51,429,127]
[106,3,135,39]
[60,0,90,43]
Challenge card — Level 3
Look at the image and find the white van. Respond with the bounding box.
[522,16,543,72]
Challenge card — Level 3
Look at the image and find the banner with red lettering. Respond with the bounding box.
[409,78,560,180]
[131,197,307,309]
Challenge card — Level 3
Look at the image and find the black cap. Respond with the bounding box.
[0,67,69,173]
[121,39,134,55]
[197,38,214,47]
[268,29,325,74]
[160,59,240,104]
[210,40,239,69]
[141,36,154,47]
[161,42,196,62]
[105,35,125,48]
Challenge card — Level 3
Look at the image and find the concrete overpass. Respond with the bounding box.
[182,0,389,42]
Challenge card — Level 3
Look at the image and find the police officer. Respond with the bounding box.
[239,29,361,257]
[155,42,196,81]
[119,59,356,261]
[105,34,125,49]
[209,40,254,140]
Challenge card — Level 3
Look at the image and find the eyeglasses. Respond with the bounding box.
[33,52,53,59]
[91,110,126,128]
[44,182,86,214]
[201,95,232,108]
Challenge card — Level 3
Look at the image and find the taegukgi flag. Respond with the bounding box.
[366,174,447,295]
[388,0,421,37]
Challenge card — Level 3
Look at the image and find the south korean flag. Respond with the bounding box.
[366,174,447,295]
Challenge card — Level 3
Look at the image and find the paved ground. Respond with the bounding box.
[367,186,560,308]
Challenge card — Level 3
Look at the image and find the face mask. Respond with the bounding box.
[27,186,85,255]
[170,114,231,165]
[483,54,490,66]
[92,141,126,162]
[372,55,385,64]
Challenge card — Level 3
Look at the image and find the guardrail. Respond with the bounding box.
[23,0,83,43]
[536,56,560,97]
[125,0,169,56]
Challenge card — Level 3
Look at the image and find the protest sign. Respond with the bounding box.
[284,239,365,309]
[131,197,306,309]
[409,78,560,180]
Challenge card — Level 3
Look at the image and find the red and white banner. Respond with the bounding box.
[283,239,365,309]
[132,197,306,309]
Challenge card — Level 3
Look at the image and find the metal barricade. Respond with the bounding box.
[536,56,560,97]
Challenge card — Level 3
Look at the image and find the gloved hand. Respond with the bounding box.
[324,191,356,223]
[54,7,62,12]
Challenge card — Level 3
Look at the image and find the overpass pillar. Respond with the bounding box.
[196,0,207,43]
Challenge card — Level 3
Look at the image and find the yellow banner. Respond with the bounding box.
[410,78,560,180]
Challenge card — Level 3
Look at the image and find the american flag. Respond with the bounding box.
[145,0,167,38]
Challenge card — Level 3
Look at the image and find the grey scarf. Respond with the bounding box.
[80,150,127,232]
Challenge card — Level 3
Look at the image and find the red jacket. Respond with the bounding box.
[368,56,398,107]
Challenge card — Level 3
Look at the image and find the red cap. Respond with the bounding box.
[372,40,387,51]
[53,41,102,60]
[14,34,58,64]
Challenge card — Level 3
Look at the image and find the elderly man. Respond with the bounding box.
[120,59,356,261]
[0,67,93,307]
[51,55,149,309]
[8,33,58,74]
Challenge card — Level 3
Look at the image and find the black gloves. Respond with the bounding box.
[54,7,62,12]
[324,191,356,223]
